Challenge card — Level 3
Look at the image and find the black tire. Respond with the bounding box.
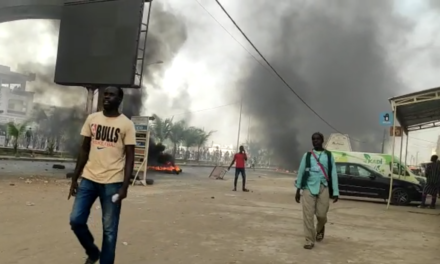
[53,164,65,169]
[66,172,74,178]
[391,188,411,206]
[146,179,154,185]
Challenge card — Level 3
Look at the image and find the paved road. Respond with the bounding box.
[0,160,294,180]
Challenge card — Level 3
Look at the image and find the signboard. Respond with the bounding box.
[390,126,402,137]
[131,116,150,186]
[380,112,393,126]
[132,116,149,130]
[325,133,352,151]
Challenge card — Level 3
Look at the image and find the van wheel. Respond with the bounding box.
[391,188,410,206]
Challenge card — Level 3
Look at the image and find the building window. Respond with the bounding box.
[7,99,27,115]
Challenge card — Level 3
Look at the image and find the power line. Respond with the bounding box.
[192,0,439,147]
[213,0,346,133]
[212,0,440,146]
[193,0,272,74]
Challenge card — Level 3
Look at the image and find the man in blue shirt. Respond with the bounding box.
[295,132,339,249]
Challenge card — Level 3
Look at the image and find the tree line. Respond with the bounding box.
[150,114,215,160]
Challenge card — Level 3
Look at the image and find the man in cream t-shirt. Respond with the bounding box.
[68,86,136,264]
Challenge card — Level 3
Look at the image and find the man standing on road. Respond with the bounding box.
[295,132,339,250]
[419,154,440,209]
[25,128,32,149]
[228,145,249,192]
[68,86,136,264]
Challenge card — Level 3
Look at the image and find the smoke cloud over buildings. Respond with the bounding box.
[232,1,414,167]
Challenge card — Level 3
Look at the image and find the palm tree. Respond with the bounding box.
[151,114,173,143]
[195,129,215,161]
[7,122,28,155]
[168,120,187,158]
[182,127,201,160]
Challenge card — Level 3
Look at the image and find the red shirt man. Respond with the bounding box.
[228,146,249,192]
[234,152,247,168]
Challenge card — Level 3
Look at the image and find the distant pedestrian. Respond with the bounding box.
[25,128,32,149]
[228,145,249,192]
[295,132,339,250]
[419,155,440,209]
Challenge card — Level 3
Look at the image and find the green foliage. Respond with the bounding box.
[149,115,215,160]
[7,121,28,155]
[151,114,173,143]
[31,105,86,156]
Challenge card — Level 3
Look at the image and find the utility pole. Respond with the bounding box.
[236,98,243,151]
[247,116,251,143]
[381,128,386,153]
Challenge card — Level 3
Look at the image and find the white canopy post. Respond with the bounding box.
[399,135,404,179]
[404,135,409,165]
[386,108,397,209]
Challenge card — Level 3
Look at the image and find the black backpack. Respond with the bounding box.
[301,150,334,198]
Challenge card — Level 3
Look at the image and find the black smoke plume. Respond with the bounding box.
[122,2,188,118]
[234,1,413,168]
[146,138,175,166]
[120,2,187,166]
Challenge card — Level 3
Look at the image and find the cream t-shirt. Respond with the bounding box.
[80,112,136,184]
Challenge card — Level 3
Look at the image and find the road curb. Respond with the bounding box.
[0,157,74,162]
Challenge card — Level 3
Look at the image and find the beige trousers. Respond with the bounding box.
[302,185,330,245]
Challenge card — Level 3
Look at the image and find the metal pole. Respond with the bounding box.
[139,1,153,81]
[381,128,386,153]
[386,107,397,209]
[247,116,251,143]
[404,133,409,167]
[236,98,243,151]
[399,132,404,179]
[85,88,94,114]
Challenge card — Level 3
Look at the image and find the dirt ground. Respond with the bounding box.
[0,169,439,264]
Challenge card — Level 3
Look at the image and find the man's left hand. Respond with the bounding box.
[333,196,339,203]
[117,187,128,202]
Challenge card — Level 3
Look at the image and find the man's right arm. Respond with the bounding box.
[295,154,307,189]
[228,154,236,169]
[72,137,91,182]
[72,116,92,182]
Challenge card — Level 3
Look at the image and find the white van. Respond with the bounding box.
[331,150,426,185]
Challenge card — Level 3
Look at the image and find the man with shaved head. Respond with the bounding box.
[68,86,136,264]
[295,132,339,250]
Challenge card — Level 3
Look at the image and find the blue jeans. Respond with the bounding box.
[234,168,246,189]
[70,178,122,264]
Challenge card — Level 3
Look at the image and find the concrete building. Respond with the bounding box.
[0,65,36,124]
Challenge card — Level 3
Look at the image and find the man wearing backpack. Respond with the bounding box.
[295,132,339,250]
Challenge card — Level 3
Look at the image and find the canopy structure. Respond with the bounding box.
[386,87,440,208]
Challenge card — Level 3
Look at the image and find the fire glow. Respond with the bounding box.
[148,162,182,174]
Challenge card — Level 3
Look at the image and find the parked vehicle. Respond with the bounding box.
[331,150,426,186]
[336,162,422,205]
